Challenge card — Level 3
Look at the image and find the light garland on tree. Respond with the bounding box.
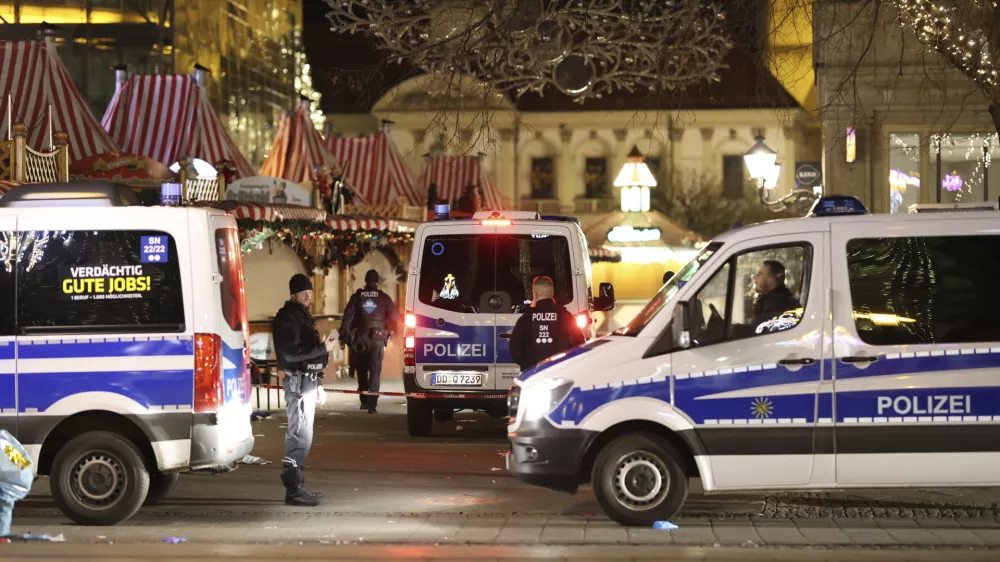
[894,0,998,90]
[324,0,732,102]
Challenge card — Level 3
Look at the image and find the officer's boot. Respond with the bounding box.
[285,487,321,506]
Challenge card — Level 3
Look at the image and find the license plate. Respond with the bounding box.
[430,373,483,386]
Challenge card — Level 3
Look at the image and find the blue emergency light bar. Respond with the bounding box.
[434,203,451,221]
[808,195,868,217]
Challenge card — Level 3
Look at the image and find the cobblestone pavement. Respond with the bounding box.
[7,382,1000,559]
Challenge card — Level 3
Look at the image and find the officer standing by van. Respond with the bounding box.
[509,276,585,372]
[341,269,399,414]
[273,273,334,506]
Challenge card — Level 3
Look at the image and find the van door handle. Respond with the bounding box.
[778,357,815,366]
[841,356,878,364]
[498,332,512,339]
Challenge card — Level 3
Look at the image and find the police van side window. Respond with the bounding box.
[846,235,1000,345]
[690,244,810,347]
[496,234,573,308]
[0,231,13,336]
[17,230,185,334]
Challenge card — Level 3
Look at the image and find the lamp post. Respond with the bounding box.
[614,146,657,212]
[743,134,819,213]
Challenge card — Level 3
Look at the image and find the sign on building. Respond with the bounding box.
[795,162,822,188]
[226,176,312,207]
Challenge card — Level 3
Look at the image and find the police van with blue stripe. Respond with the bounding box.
[0,182,254,525]
[402,207,615,437]
[506,196,1000,526]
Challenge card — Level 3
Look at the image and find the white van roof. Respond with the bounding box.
[712,206,999,244]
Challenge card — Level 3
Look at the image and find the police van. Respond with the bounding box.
[402,208,615,437]
[0,182,254,525]
[506,196,1000,526]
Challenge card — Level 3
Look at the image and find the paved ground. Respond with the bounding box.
[6,378,1000,560]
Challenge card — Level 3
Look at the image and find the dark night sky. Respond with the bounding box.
[301,0,795,115]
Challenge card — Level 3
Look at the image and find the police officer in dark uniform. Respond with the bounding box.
[509,276,585,372]
[273,273,334,506]
[341,269,399,413]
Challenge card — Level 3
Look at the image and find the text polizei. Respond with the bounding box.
[423,343,488,358]
[876,394,972,416]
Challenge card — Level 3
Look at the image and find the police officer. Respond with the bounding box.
[273,273,334,506]
[509,276,585,372]
[341,269,399,414]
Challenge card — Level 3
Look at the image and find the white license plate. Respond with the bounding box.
[430,373,484,386]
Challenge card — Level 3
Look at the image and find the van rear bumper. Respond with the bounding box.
[189,413,255,471]
[404,369,508,411]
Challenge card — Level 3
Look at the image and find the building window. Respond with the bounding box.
[530,157,555,199]
[584,157,609,199]
[888,133,921,215]
[722,155,745,199]
[846,235,1000,345]
[934,133,992,205]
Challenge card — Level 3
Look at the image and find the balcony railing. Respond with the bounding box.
[574,198,616,214]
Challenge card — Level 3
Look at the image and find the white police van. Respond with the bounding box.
[507,196,1000,526]
[402,208,614,437]
[0,182,254,525]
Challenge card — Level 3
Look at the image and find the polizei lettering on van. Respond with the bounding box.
[423,343,488,358]
[877,395,971,415]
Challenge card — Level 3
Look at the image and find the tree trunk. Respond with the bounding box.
[991,102,1000,138]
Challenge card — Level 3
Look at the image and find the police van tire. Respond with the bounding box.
[143,471,180,506]
[591,433,689,527]
[407,398,433,437]
[50,431,151,526]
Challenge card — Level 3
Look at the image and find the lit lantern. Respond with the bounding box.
[614,146,657,212]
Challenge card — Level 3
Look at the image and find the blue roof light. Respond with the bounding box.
[808,195,867,217]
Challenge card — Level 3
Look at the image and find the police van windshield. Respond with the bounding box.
[418,234,573,313]
[615,243,722,336]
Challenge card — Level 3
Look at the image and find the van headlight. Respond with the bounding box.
[521,378,574,422]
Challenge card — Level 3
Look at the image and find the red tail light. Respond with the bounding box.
[576,311,592,329]
[194,333,223,413]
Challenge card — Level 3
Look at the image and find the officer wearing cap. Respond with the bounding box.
[341,269,399,414]
[272,273,335,506]
[509,276,585,372]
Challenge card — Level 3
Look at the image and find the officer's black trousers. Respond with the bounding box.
[355,344,385,410]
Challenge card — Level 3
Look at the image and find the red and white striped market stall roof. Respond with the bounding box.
[326,216,415,233]
[260,100,367,204]
[325,131,421,206]
[0,180,23,195]
[101,74,254,179]
[0,41,121,163]
[205,202,327,223]
[418,155,504,210]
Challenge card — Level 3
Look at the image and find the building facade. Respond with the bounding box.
[815,1,999,214]
[2,0,303,166]
[325,50,820,217]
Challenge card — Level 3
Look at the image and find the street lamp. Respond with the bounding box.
[615,146,657,212]
[743,134,819,213]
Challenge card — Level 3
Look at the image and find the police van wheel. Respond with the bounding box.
[591,433,689,527]
[50,431,151,526]
[144,471,180,506]
[407,398,433,437]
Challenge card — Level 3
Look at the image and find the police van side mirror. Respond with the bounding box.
[593,282,615,312]
[674,301,692,349]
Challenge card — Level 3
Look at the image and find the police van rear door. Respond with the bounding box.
[494,223,579,388]
[413,223,499,391]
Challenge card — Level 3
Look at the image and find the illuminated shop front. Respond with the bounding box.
[887,133,1000,214]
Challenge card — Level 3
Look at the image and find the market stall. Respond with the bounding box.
[101,71,255,180]
[580,209,702,333]
[1,40,120,164]
[325,126,422,207]
[418,154,505,211]
[261,99,364,202]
